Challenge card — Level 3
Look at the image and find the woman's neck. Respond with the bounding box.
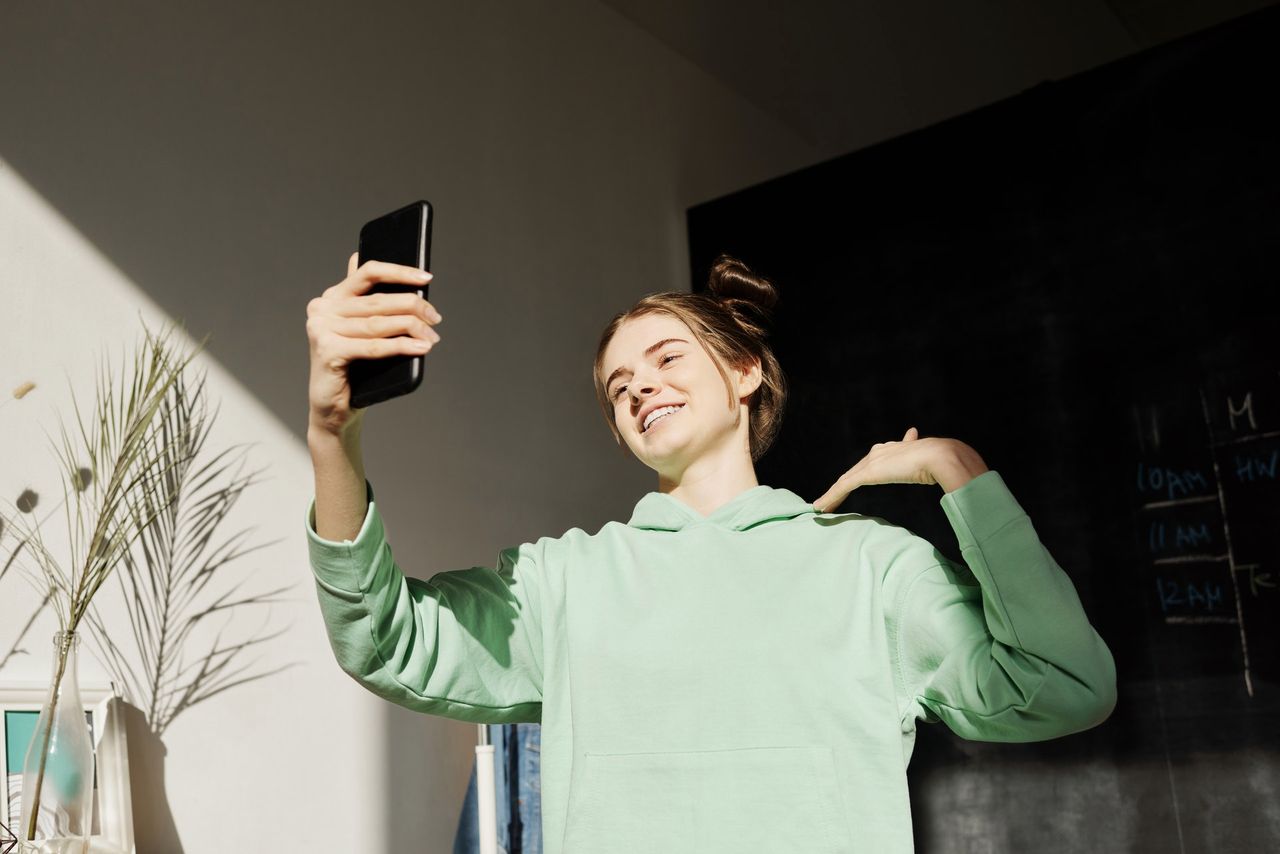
[658,465,759,519]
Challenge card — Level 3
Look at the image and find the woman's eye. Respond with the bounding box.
[613,354,680,400]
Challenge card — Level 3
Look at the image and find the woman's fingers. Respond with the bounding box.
[310,314,438,366]
[327,331,435,363]
[335,291,442,323]
[814,428,923,511]
[820,456,904,510]
[327,314,441,343]
[320,257,442,322]
[309,259,443,352]
[814,469,865,513]
[330,259,433,298]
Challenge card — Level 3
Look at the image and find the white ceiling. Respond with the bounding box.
[598,0,1278,161]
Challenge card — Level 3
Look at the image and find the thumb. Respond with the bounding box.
[347,251,359,278]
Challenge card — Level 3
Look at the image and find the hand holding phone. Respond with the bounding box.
[305,201,441,435]
[347,200,435,408]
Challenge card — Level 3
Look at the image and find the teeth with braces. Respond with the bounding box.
[644,404,684,431]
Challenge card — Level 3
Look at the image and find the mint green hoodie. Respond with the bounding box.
[305,470,1115,853]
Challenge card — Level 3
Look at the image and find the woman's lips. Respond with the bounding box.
[643,405,684,433]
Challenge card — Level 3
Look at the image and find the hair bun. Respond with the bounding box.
[707,255,779,330]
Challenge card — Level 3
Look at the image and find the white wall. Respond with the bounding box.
[0,0,1141,851]
[0,158,389,851]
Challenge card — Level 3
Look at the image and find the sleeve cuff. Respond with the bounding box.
[938,470,1027,548]
[304,478,383,592]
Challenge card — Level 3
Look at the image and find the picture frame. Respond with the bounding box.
[1,682,134,854]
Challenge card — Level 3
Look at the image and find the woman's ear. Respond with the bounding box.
[737,358,763,400]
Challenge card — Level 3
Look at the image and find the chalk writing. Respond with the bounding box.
[1234,563,1278,598]
[1156,577,1226,613]
[1136,463,1211,500]
[1227,392,1257,432]
[1147,521,1214,553]
[1134,369,1280,697]
[1234,450,1280,482]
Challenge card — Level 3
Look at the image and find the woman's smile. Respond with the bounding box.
[643,404,686,434]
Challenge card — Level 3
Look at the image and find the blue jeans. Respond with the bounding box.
[452,724,542,854]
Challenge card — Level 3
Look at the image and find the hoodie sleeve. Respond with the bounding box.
[305,479,544,724]
[886,470,1116,742]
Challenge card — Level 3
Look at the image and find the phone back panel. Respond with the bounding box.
[348,200,433,408]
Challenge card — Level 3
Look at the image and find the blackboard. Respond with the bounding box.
[687,6,1280,852]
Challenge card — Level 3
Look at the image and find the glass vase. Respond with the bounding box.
[18,631,95,854]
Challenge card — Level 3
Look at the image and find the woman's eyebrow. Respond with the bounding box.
[605,338,688,391]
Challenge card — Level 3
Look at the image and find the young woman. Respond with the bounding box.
[304,253,1116,853]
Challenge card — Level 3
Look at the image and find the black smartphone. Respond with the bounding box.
[347,200,434,409]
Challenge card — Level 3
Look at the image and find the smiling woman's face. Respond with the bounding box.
[601,312,759,477]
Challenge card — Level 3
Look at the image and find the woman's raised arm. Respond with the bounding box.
[302,253,543,722]
[305,480,545,723]
[305,250,442,541]
[887,470,1117,741]
[815,430,1115,741]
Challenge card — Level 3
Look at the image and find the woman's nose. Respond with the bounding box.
[629,378,662,403]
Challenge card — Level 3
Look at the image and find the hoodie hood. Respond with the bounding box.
[626,484,820,532]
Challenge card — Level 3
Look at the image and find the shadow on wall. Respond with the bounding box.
[121,701,183,852]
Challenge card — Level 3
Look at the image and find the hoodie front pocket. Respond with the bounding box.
[563,744,851,853]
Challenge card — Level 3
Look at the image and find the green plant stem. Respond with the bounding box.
[149,561,175,727]
[24,638,69,842]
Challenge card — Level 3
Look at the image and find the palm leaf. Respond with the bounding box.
[74,325,298,736]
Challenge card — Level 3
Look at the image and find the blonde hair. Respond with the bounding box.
[592,254,787,463]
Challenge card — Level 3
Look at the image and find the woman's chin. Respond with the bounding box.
[640,439,697,473]
[629,418,704,470]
